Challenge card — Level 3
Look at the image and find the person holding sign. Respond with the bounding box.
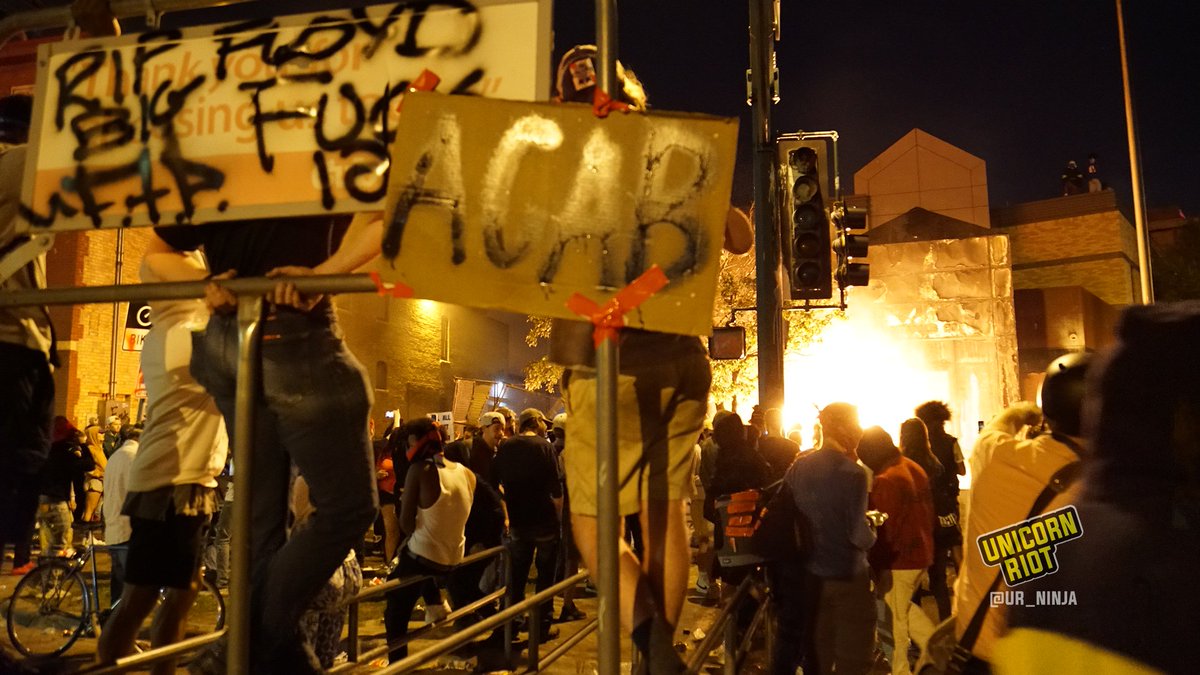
[550,45,755,675]
[156,213,384,673]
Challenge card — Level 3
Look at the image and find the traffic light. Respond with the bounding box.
[779,140,832,299]
[834,204,870,288]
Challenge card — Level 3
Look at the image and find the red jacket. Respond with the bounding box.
[868,456,935,570]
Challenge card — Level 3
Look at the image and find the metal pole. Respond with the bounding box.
[108,229,124,400]
[1116,0,1154,304]
[228,296,263,675]
[594,2,623,674]
[750,0,785,408]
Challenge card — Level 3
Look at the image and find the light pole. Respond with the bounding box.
[1116,0,1154,304]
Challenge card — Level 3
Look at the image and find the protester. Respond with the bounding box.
[969,401,1041,479]
[778,402,876,675]
[995,302,1200,674]
[97,233,229,675]
[913,400,964,612]
[898,418,955,620]
[292,474,362,669]
[759,407,801,481]
[374,419,402,563]
[79,419,107,531]
[156,212,382,673]
[102,425,139,607]
[859,426,935,675]
[552,44,755,675]
[953,354,1091,670]
[103,415,123,459]
[0,93,57,578]
[495,406,518,440]
[492,408,564,637]
[551,413,585,622]
[707,411,773,578]
[384,418,475,662]
[38,418,95,558]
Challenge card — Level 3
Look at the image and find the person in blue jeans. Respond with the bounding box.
[157,213,383,674]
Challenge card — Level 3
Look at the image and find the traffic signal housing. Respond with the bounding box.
[778,139,833,299]
[834,204,870,289]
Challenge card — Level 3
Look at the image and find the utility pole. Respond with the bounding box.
[750,0,785,409]
[1116,0,1154,304]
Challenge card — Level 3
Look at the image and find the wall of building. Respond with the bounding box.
[998,197,1140,307]
[852,129,991,229]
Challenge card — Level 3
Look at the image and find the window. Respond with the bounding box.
[375,360,388,390]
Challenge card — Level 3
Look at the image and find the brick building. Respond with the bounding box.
[854,129,1140,405]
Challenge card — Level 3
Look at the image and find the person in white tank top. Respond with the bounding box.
[383,418,475,663]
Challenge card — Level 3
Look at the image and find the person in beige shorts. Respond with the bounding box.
[551,46,754,670]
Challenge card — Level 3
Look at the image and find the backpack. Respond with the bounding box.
[714,480,809,568]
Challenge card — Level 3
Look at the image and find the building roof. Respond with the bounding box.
[869,207,996,245]
[991,190,1126,228]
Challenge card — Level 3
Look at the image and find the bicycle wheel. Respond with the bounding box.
[6,560,91,657]
[185,576,226,637]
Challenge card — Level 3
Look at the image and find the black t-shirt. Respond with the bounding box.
[759,435,801,482]
[40,440,95,502]
[154,216,348,277]
[492,435,563,538]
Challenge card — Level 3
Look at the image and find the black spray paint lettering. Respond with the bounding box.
[54,50,106,131]
[538,127,622,287]
[27,1,488,228]
[383,115,712,289]
[627,128,713,284]
[382,115,466,264]
[479,114,563,269]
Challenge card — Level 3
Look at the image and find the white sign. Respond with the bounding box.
[20,0,551,233]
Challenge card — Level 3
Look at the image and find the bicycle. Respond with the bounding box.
[5,527,225,658]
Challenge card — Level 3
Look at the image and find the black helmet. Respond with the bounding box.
[1039,352,1092,437]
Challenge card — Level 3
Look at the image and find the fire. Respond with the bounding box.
[782,312,958,452]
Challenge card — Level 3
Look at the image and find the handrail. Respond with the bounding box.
[348,544,507,606]
[0,273,377,308]
[378,570,590,675]
[0,0,257,49]
[686,575,754,674]
[331,586,508,672]
[79,628,226,675]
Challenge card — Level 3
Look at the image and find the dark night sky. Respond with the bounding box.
[553,1,1199,216]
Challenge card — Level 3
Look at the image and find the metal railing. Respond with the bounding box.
[331,544,509,671]
[2,0,627,669]
[686,573,774,675]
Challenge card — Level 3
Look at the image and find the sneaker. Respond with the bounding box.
[424,599,451,624]
[695,573,709,593]
[10,562,35,576]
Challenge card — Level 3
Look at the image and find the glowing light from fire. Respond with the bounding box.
[782,313,949,449]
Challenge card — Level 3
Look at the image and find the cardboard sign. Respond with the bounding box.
[20,0,551,233]
[379,93,739,337]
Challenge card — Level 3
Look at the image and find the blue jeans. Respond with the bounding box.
[507,532,561,626]
[191,306,377,668]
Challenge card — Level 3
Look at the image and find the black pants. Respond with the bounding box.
[383,550,449,662]
[192,311,377,670]
[0,344,54,568]
[508,533,560,627]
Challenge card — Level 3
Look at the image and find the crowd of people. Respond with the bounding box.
[2,36,1197,675]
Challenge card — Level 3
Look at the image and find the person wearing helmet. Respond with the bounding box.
[995,302,1200,674]
[948,353,1092,671]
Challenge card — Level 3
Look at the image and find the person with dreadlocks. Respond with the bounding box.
[382,417,475,663]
